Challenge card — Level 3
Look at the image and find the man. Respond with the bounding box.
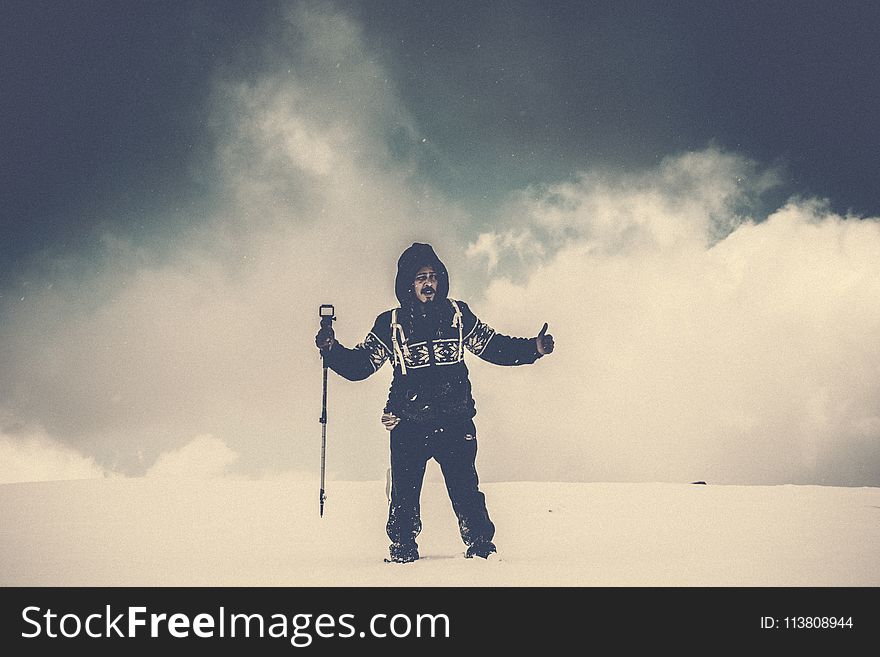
[315,242,554,563]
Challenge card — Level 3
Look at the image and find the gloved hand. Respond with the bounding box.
[381,413,401,431]
[315,325,335,351]
[536,322,554,355]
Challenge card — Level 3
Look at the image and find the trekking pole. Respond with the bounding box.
[318,304,335,517]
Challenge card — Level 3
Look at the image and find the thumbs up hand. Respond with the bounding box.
[536,322,554,356]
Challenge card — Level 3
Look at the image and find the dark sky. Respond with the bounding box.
[3,0,880,284]
[358,1,880,212]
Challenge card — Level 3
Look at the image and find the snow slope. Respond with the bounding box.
[1,477,877,587]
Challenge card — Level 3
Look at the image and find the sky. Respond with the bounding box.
[1,0,879,487]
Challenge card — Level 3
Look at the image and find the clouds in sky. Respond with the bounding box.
[1,2,878,486]
[0,419,108,485]
[467,152,880,486]
[0,2,457,482]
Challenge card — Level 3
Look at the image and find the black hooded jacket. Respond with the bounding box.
[323,243,542,426]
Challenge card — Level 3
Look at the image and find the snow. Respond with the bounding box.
[1,477,878,587]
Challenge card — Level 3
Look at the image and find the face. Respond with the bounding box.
[412,266,439,303]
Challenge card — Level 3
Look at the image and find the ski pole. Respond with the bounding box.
[318,304,335,517]
[319,362,328,517]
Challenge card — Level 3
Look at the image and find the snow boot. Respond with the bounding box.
[386,542,419,564]
[465,541,497,559]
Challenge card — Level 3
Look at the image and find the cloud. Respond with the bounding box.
[145,434,239,479]
[466,149,880,486]
[0,418,110,484]
[0,2,469,482]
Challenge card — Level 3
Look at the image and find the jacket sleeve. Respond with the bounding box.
[459,301,542,366]
[323,315,393,381]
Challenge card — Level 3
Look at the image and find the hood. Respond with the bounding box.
[394,242,449,305]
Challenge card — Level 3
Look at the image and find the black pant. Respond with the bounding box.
[386,417,495,552]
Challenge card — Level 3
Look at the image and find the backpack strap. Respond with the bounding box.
[450,299,463,362]
[391,308,408,376]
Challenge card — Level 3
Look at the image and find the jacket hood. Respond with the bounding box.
[395,242,449,304]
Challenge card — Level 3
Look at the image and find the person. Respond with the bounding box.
[315,242,554,563]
